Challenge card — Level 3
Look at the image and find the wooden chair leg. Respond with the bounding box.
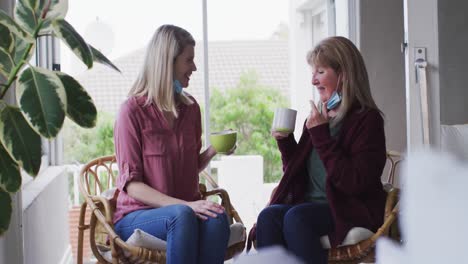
[77,202,88,264]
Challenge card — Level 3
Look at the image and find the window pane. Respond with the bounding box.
[61,0,204,165]
[205,0,290,240]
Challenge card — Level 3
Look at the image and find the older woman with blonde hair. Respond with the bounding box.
[249,36,387,264]
[113,24,231,264]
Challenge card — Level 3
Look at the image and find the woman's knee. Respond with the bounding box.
[283,204,332,236]
[208,212,230,234]
[201,212,230,244]
[283,206,305,225]
[170,204,197,225]
[257,205,285,225]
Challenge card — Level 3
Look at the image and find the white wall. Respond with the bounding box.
[289,0,316,136]
[214,156,275,231]
[22,167,71,264]
[358,0,407,154]
[289,0,335,137]
[438,1,468,125]
[404,0,441,149]
[0,193,23,264]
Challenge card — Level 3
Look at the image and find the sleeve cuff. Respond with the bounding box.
[308,123,331,146]
[276,133,295,149]
[116,162,142,193]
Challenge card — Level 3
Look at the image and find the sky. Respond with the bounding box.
[64,0,290,61]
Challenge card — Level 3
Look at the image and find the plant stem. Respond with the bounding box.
[0,20,44,100]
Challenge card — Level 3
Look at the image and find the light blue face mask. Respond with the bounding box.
[326,75,342,110]
[173,79,183,94]
[326,91,342,110]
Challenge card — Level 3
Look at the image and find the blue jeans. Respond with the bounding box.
[256,202,334,264]
[114,204,230,264]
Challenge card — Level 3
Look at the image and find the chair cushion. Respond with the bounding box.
[127,228,167,250]
[101,228,165,263]
[228,222,246,246]
[320,227,374,249]
[100,187,117,200]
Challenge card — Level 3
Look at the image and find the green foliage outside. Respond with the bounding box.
[63,111,115,164]
[210,71,289,183]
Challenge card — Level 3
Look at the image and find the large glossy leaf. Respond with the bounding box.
[13,35,33,67]
[56,72,97,128]
[0,143,21,193]
[0,188,12,235]
[89,45,121,73]
[16,66,66,138]
[14,0,38,35]
[44,0,67,20]
[0,10,34,43]
[14,0,62,35]
[0,47,14,77]
[39,0,68,35]
[0,24,14,52]
[53,19,93,68]
[0,106,42,176]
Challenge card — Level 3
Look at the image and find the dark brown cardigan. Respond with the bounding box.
[247,105,387,250]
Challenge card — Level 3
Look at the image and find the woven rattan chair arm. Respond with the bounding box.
[202,187,229,200]
[387,150,401,158]
[88,202,166,263]
[87,195,115,223]
[203,187,244,225]
[328,201,400,262]
[85,197,119,239]
[199,171,245,224]
[200,170,219,189]
[384,187,400,221]
[203,188,232,211]
[370,201,400,243]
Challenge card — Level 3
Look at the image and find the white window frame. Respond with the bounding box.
[202,0,211,152]
[347,0,360,47]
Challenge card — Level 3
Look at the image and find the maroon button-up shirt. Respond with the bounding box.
[113,95,202,223]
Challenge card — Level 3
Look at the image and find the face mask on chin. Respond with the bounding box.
[326,75,342,110]
[326,91,342,110]
[173,79,183,94]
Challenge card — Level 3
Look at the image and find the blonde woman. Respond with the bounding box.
[113,25,231,264]
[249,36,387,264]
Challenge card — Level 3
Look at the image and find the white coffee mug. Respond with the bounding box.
[272,108,297,133]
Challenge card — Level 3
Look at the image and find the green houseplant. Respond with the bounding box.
[0,0,120,235]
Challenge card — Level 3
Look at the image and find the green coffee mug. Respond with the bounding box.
[274,127,294,133]
[210,130,237,154]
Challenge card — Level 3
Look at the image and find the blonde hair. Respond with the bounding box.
[306,36,381,125]
[129,24,195,118]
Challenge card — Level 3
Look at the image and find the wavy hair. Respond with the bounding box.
[306,36,382,125]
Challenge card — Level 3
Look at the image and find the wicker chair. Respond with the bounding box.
[254,151,402,264]
[76,155,246,264]
[323,151,402,263]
